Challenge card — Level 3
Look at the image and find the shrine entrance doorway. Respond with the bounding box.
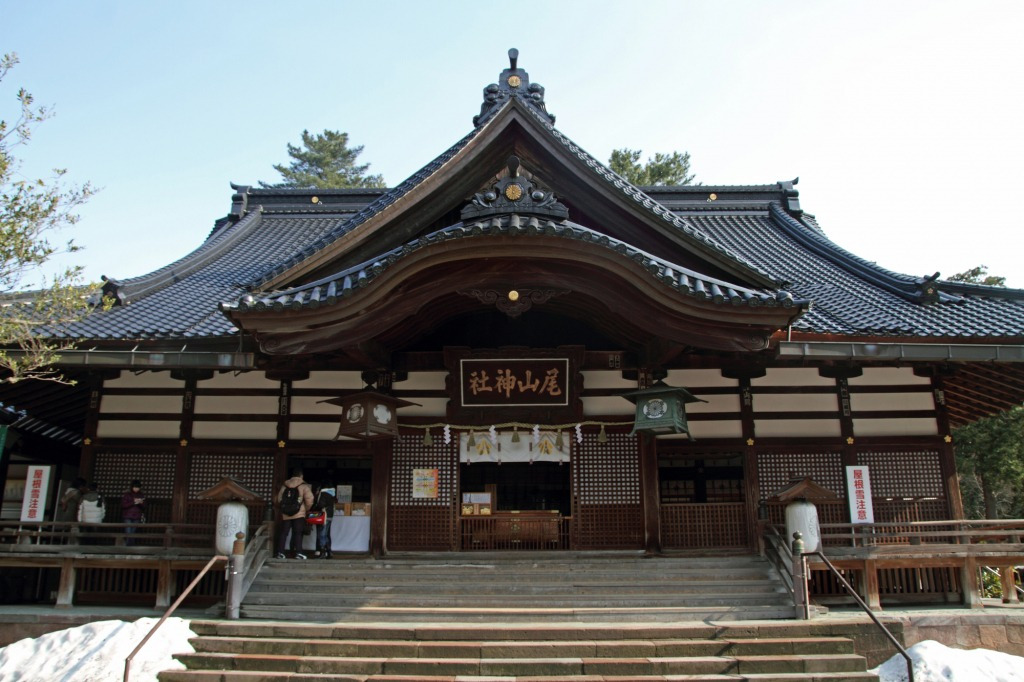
[658,450,751,549]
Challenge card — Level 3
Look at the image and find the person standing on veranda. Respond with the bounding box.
[121,480,145,546]
[274,470,314,559]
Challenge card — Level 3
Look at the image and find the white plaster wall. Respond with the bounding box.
[396,398,448,417]
[667,369,737,388]
[581,396,633,416]
[191,421,277,439]
[104,371,184,389]
[853,418,938,436]
[753,393,838,412]
[290,396,343,415]
[96,420,180,439]
[194,395,279,414]
[850,392,935,412]
[755,419,842,438]
[752,368,835,387]
[681,420,743,439]
[289,422,362,441]
[850,367,932,386]
[688,394,740,413]
[292,371,363,389]
[581,370,637,389]
[99,395,183,413]
[400,372,447,391]
[198,371,278,389]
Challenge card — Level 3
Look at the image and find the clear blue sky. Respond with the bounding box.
[4,0,1023,288]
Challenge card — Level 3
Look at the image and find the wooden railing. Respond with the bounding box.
[766,519,1024,611]
[460,513,570,550]
[0,520,220,550]
[817,519,1024,547]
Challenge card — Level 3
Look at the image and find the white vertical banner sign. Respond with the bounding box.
[845,465,874,524]
[21,465,52,522]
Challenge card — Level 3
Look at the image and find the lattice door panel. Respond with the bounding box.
[93,450,176,522]
[188,451,275,500]
[388,435,458,551]
[858,449,944,499]
[757,450,845,500]
[662,503,748,549]
[572,433,642,549]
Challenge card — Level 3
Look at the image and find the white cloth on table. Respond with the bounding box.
[297,515,371,552]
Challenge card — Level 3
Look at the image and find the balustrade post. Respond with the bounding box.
[791,531,809,619]
[225,532,245,619]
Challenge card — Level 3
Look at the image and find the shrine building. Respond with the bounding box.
[2,49,1024,568]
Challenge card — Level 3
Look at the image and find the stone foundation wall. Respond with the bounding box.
[840,612,1024,667]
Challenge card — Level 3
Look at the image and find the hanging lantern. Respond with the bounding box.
[622,380,706,438]
[320,392,419,440]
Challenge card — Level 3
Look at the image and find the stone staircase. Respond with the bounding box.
[161,620,881,681]
[239,552,797,622]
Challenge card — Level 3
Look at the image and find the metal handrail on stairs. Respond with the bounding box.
[801,549,914,682]
[122,553,227,682]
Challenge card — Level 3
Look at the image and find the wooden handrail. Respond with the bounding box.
[802,550,914,682]
[123,553,227,682]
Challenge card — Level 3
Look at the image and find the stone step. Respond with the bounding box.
[187,620,835,639]
[165,621,878,682]
[171,652,870,677]
[190,635,855,658]
[236,604,798,623]
[243,592,791,609]
[160,671,880,682]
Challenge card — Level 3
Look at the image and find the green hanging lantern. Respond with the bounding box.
[597,424,608,443]
[467,431,476,448]
[511,426,520,443]
[423,429,433,447]
[622,381,706,438]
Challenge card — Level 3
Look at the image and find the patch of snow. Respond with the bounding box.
[872,639,1024,682]
[0,617,194,682]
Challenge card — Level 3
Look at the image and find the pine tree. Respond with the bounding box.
[608,148,696,186]
[260,129,385,189]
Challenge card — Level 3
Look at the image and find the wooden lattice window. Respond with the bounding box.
[574,433,640,505]
[757,450,845,500]
[573,432,642,549]
[94,451,175,498]
[188,452,275,500]
[858,449,943,499]
[388,435,457,550]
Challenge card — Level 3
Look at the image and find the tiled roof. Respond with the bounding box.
[47,180,1024,344]
[221,214,805,314]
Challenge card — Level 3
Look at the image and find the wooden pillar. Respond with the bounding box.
[171,372,200,524]
[155,560,172,609]
[1000,565,1020,604]
[639,432,662,555]
[931,375,965,519]
[962,556,983,608]
[737,377,761,552]
[78,373,108,481]
[55,558,76,607]
[370,439,392,557]
[862,559,881,610]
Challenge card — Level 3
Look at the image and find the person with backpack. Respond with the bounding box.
[311,484,335,559]
[274,469,314,559]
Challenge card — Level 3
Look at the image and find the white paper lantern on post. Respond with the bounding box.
[216,502,249,555]
[785,499,821,553]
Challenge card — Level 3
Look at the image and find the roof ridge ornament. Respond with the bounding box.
[461,155,569,221]
[473,48,555,127]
